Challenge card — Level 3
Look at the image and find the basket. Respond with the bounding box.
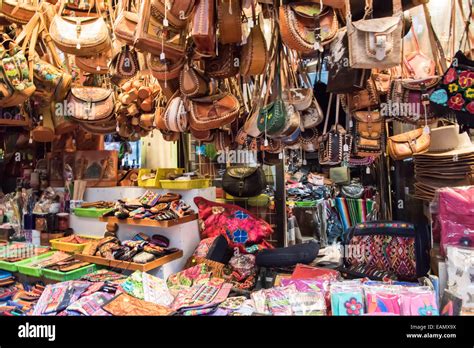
[73,207,114,218]
[138,168,185,188]
[50,235,102,253]
[159,179,211,190]
[42,264,97,281]
[16,251,56,277]
[0,244,50,272]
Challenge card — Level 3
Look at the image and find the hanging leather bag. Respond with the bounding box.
[217,0,242,44]
[346,0,403,69]
[319,94,352,166]
[134,0,185,60]
[188,92,240,131]
[192,0,216,57]
[222,166,267,198]
[352,110,383,157]
[49,0,111,56]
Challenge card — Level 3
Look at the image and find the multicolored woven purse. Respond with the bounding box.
[342,221,430,281]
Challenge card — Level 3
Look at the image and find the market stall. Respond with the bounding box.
[0,0,473,318]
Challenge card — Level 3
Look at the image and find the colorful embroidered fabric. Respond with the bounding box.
[346,224,417,281]
[430,51,474,127]
[194,197,274,252]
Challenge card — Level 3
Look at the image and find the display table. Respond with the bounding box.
[68,187,215,279]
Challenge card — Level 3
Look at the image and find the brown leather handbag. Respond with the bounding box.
[148,54,184,82]
[109,46,139,84]
[344,77,380,112]
[113,2,138,46]
[49,1,111,56]
[67,87,115,123]
[217,0,242,44]
[192,0,216,57]
[134,0,186,60]
[279,3,338,54]
[352,110,383,157]
[0,0,37,25]
[75,51,111,74]
[204,43,240,79]
[188,92,240,131]
[240,11,267,76]
[150,0,195,29]
[387,128,431,161]
[179,63,214,98]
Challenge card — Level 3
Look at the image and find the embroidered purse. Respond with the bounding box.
[343,221,431,281]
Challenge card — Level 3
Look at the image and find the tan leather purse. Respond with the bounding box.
[75,51,111,74]
[179,63,213,98]
[353,110,383,157]
[113,1,137,46]
[148,54,184,82]
[240,10,267,76]
[150,0,195,29]
[388,128,430,161]
[49,0,111,56]
[67,87,115,123]
[192,0,216,57]
[346,0,403,69]
[134,0,185,60]
[217,0,242,44]
[0,0,37,25]
[204,43,239,79]
[280,4,338,54]
[188,92,240,131]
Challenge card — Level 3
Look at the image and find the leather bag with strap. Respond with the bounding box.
[346,0,403,69]
[319,94,352,166]
[352,110,383,157]
[387,128,430,161]
[188,92,240,131]
[192,0,216,57]
[279,3,338,54]
[67,87,115,124]
[222,166,267,198]
[134,0,186,60]
[217,0,242,44]
[240,7,267,76]
[49,0,111,56]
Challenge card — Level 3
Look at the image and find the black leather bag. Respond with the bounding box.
[222,166,267,198]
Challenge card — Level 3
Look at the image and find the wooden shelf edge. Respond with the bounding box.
[98,214,198,228]
[75,250,183,272]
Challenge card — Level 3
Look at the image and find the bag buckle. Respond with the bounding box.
[374,33,387,61]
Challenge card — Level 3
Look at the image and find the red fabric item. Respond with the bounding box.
[291,264,340,281]
[194,197,273,253]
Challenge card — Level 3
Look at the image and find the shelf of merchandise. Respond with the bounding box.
[75,250,183,272]
[98,214,198,227]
